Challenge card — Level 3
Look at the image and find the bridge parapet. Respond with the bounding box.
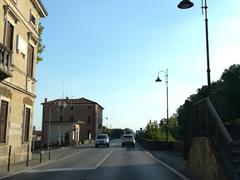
[187,98,238,180]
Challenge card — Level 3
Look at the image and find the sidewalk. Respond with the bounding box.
[151,151,187,174]
[0,144,92,179]
[149,150,196,180]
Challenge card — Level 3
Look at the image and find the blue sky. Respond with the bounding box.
[34,0,240,131]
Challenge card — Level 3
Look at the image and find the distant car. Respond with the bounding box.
[121,134,135,147]
[95,134,110,148]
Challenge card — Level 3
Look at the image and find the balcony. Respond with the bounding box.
[0,43,12,81]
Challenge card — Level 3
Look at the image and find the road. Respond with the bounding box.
[3,140,189,180]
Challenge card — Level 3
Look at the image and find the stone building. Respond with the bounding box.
[0,0,47,164]
[42,97,104,146]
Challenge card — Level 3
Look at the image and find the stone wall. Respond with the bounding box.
[187,137,229,180]
[136,138,183,153]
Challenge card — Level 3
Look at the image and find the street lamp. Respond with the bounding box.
[177,0,211,99]
[47,104,51,160]
[155,68,169,142]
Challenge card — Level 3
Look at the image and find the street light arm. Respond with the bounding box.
[157,70,166,77]
[157,69,168,86]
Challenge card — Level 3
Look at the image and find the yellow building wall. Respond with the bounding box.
[0,0,46,165]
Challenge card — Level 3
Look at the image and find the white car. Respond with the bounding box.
[95,134,110,148]
[121,134,135,147]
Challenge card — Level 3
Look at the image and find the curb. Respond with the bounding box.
[0,147,86,180]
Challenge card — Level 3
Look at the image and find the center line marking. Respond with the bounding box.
[27,167,96,173]
[95,148,115,169]
[26,148,115,174]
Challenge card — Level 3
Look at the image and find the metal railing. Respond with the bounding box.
[0,43,12,80]
[0,144,83,175]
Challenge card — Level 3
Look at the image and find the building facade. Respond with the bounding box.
[0,0,47,164]
[42,97,103,146]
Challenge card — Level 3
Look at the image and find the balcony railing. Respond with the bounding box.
[0,43,12,81]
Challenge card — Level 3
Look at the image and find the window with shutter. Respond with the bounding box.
[30,14,36,26]
[27,44,34,77]
[5,21,14,50]
[0,100,8,143]
[24,107,31,142]
[88,116,91,123]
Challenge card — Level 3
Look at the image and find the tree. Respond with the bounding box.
[175,64,240,140]
[144,120,165,141]
[168,114,178,141]
[123,128,133,134]
[37,23,45,63]
[101,125,111,136]
[159,118,167,137]
[214,64,240,122]
[176,100,193,141]
[110,128,124,139]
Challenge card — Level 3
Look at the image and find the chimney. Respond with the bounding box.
[33,126,36,132]
[44,98,47,103]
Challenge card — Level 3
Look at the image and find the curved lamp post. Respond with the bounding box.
[178,0,211,99]
[155,68,169,142]
[47,104,51,160]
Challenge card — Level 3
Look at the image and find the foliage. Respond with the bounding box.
[136,115,178,141]
[176,100,193,141]
[101,125,111,136]
[37,23,45,63]
[104,127,134,139]
[144,120,165,141]
[168,114,178,140]
[216,64,240,122]
[135,128,144,139]
[176,64,240,140]
[110,128,124,139]
[123,128,133,134]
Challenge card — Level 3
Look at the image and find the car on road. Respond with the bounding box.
[121,134,135,147]
[95,134,110,148]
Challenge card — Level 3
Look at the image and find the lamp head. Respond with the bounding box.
[177,0,194,9]
[155,77,162,82]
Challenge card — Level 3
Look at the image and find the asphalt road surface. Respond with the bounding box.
[2,140,189,180]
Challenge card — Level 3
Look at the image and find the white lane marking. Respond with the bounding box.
[142,147,189,180]
[26,148,114,174]
[95,149,114,169]
[51,148,88,163]
[27,167,96,173]
[0,148,87,180]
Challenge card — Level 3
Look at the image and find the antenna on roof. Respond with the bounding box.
[70,78,73,100]
[62,70,65,99]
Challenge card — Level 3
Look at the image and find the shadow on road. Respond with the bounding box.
[5,162,188,180]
